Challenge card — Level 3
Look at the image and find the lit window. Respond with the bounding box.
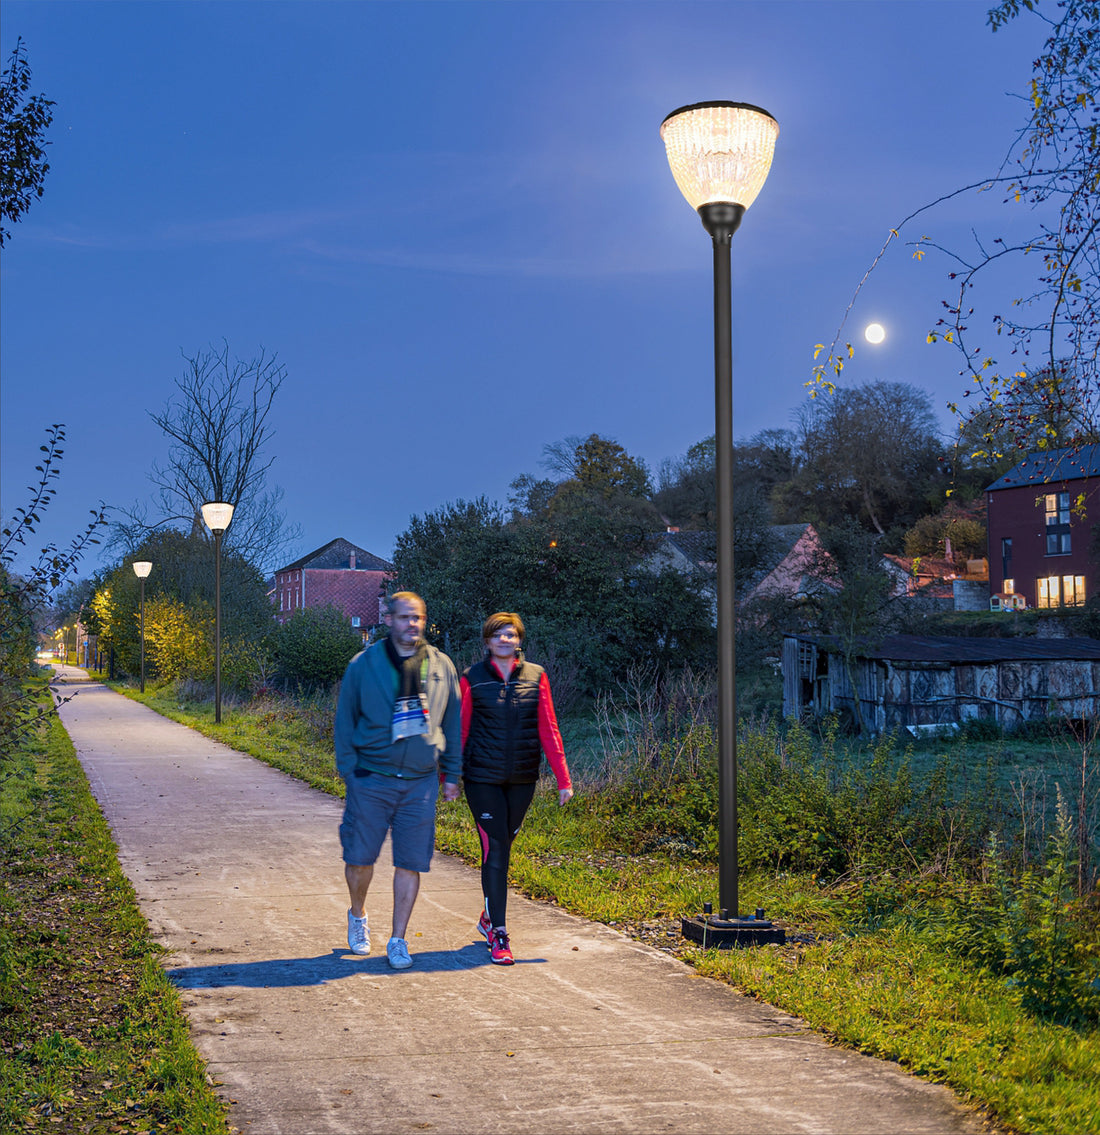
[1037,574,1087,608]
[1003,579,1015,595]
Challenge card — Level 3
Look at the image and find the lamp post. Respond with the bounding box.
[201,502,234,724]
[661,101,784,948]
[132,560,152,693]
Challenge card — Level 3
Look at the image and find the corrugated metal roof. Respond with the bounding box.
[786,633,1100,663]
[985,443,1100,491]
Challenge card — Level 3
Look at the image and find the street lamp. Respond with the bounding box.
[662,101,784,948]
[132,560,152,693]
[201,502,234,724]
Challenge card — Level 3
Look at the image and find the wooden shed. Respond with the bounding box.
[782,634,1100,735]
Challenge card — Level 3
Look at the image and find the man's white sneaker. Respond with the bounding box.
[387,937,413,969]
[347,909,370,955]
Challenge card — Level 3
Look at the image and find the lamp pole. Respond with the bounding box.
[133,560,152,693]
[201,502,235,724]
[661,101,784,947]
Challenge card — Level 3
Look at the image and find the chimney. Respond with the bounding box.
[349,551,357,570]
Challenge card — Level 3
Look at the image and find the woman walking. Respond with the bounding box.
[461,611,573,965]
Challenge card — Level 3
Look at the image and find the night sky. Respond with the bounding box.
[1,0,1045,577]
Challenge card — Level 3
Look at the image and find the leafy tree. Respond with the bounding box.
[391,497,510,660]
[1,427,106,803]
[813,1,1100,457]
[0,38,54,246]
[393,483,714,690]
[774,382,944,537]
[540,434,653,499]
[903,499,988,561]
[653,430,792,575]
[91,529,271,685]
[143,595,213,682]
[275,605,363,690]
[113,343,301,572]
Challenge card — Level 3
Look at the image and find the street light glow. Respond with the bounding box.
[660,101,779,212]
[201,501,235,532]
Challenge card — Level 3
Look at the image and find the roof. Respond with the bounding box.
[985,443,1100,492]
[276,538,393,574]
[662,530,715,569]
[787,633,1100,664]
[661,524,813,577]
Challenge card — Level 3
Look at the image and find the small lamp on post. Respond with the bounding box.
[201,501,234,724]
[661,101,785,948]
[132,560,152,693]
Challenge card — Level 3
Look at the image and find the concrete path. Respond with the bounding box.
[52,667,987,1135]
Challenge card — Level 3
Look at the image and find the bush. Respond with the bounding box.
[274,606,362,690]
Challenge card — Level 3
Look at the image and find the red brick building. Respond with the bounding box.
[986,444,1100,610]
[272,539,393,638]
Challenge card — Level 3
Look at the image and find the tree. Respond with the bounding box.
[391,497,509,662]
[115,343,300,572]
[653,430,793,574]
[903,499,988,561]
[91,529,272,687]
[1,427,106,802]
[774,382,944,538]
[813,1,1100,458]
[0,38,54,246]
[392,487,714,691]
[541,434,653,499]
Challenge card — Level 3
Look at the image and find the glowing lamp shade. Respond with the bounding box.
[660,101,779,212]
[132,561,152,579]
[201,501,235,532]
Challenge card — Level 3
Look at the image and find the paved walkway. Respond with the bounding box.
[53,667,986,1135]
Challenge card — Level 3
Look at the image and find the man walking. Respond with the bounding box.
[334,591,461,968]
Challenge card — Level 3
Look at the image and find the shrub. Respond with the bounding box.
[274,606,362,690]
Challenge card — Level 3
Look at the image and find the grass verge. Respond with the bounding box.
[110,680,1099,1134]
[0,696,231,1135]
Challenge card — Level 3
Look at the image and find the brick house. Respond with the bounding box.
[272,539,393,638]
[986,444,1100,610]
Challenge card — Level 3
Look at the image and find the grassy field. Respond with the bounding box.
[0,680,231,1135]
[97,676,1100,1135]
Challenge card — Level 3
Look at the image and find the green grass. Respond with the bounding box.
[104,677,1100,1134]
[692,928,1100,1135]
[0,692,231,1135]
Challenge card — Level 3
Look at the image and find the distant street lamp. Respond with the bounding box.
[132,560,152,693]
[661,101,784,947]
[201,502,235,724]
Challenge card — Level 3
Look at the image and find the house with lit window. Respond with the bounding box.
[985,444,1100,611]
[272,539,393,638]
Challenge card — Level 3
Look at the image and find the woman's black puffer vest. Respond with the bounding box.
[463,653,544,784]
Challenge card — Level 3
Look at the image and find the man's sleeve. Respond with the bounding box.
[333,658,360,779]
[438,660,463,783]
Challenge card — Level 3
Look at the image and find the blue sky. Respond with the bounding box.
[1,0,1045,577]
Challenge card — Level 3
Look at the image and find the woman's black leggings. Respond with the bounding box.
[464,780,537,929]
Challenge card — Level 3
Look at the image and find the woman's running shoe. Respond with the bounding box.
[487,927,514,965]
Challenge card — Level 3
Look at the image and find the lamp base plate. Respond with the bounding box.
[681,914,786,949]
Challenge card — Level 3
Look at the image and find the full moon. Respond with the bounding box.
[864,322,886,344]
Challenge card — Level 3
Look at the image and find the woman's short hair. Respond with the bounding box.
[482,611,525,644]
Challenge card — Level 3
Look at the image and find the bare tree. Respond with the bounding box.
[118,343,300,571]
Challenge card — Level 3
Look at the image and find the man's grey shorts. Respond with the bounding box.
[340,770,438,873]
